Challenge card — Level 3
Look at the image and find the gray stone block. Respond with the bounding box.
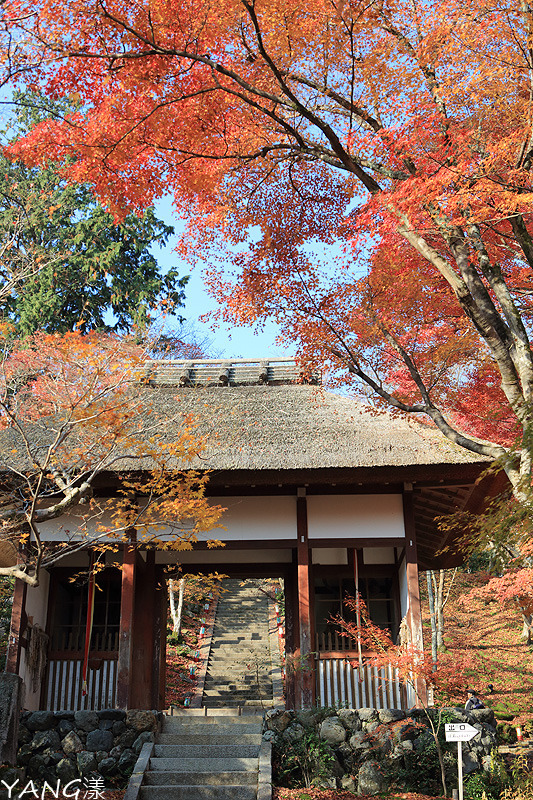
[56,758,77,783]
[378,708,405,724]
[118,748,137,774]
[62,731,83,755]
[126,710,158,732]
[112,721,127,736]
[31,729,61,752]
[357,760,387,795]
[76,750,97,775]
[99,757,118,776]
[58,719,75,737]
[116,729,137,748]
[26,710,54,731]
[463,750,480,774]
[133,731,155,754]
[98,709,125,720]
[17,724,32,746]
[86,729,114,752]
[74,711,99,732]
[319,718,347,745]
[358,708,379,722]
[283,723,305,743]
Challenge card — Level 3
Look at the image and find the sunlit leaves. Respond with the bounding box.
[0,332,223,584]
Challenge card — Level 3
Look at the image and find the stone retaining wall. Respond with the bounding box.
[14,709,162,786]
[263,706,499,793]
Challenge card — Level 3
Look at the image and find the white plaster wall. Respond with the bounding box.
[147,496,298,543]
[38,494,405,545]
[20,570,50,711]
[36,505,119,542]
[205,496,297,541]
[307,495,405,539]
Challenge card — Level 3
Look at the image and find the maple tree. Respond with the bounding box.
[335,594,479,796]
[0,331,224,586]
[4,0,533,503]
[447,497,533,642]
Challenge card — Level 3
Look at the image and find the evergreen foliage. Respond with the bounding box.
[0,93,187,334]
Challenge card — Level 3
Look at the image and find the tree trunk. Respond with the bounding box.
[521,612,533,644]
[426,570,438,670]
[436,570,445,650]
[169,578,185,635]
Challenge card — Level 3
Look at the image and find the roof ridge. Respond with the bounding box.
[145,358,321,387]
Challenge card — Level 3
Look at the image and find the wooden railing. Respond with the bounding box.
[43,656,118,711]
[316,657,408,709]
[50,629,120,653]
[316,631,354,652]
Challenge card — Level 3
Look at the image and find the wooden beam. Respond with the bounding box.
[5,579,27,675]
[309,537,405,549]
[296,490,315,708]
[403,489,427,706]
[116,543,136,709]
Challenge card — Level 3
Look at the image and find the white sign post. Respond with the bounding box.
[445,723,479,800]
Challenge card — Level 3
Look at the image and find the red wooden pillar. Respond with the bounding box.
[116,542,136,709]
[5,579,27,675]
[402,486,427,706]
[130,552,155,709]
[296,488,315,708]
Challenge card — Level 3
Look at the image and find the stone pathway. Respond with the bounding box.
[202,579,281,709]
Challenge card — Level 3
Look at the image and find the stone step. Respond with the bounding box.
[145,771,258,786]
[206,657,271,665]
[154,744,261,758]
[209,641,267,648]
[203,681,272,688]
[202,689,272,697]
[163,716,262,727]
[201,697,272,705]
[205,672,272,689]
[201,577,275,722]
[140,784,257,800]
[161,724,262,737]
[158,733,262,745]
[149,757,259,772]
[202,699,275,708]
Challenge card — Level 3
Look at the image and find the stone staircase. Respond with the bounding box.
[202,579,277,709]
[124,579,278,800]
[128,711,270,800]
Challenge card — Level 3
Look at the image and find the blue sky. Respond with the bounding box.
[154,196,293,360]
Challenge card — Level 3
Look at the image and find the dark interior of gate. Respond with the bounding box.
[8,359,503,712]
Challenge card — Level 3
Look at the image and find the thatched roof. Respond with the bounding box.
[0,358,485,476]
[0,359,495,569]
[148,382,482,472]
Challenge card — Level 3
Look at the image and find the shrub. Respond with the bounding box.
[497,721,518,743]
[464,754,508,800]
[273,731,334,788]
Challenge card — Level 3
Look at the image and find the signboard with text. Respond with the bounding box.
[445,723,479,742]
